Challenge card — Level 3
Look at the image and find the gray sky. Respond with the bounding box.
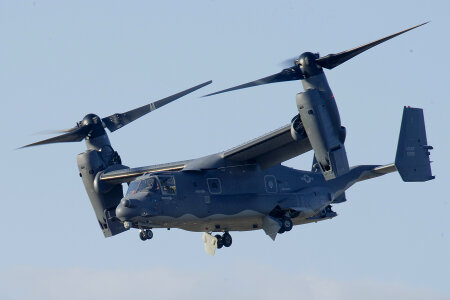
[1,1,449,299]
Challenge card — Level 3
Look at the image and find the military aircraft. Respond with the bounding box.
[23,23,433,255]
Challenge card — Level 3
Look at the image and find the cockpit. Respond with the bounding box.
[126,175,176,196]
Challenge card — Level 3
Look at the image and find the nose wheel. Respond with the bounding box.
[139,229,153,241]
[215,232,232,250]
[215,234,223,249]
[222,232,232,247]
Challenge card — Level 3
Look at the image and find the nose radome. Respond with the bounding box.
[116,198,153,221]
[116,201,138,221]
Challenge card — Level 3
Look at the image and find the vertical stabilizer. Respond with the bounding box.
[395,107,434,182]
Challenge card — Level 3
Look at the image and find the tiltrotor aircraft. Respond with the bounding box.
[23,23,433,255]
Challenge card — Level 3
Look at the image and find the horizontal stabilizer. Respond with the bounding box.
[395,107,434,182]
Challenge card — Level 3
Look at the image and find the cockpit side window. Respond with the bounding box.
[158,175,176,195]
[148,177,160,193]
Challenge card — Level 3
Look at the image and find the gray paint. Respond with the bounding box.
[22,24,433,249]
[395,107,434,182]
[109,107,433,239]
[77,149,128,237]
[296,87,349,179]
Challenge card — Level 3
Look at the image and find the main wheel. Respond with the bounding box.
[215,234,223,249]
[222,233,232,247]
[139,231,147,241]
[282,217,293,232]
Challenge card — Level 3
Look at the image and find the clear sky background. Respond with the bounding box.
[1,1,449,299]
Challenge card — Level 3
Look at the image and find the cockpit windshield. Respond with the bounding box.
[126,177,161,195]
[137,177,160,193]
[126,180,140,195]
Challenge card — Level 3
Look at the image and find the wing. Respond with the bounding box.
[222,124,312,169]
[99,160,190,184]
[100,124,311,184]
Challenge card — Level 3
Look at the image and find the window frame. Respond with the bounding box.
[264,175,278,193]
[157,175,177,195]
[207,178,222,195]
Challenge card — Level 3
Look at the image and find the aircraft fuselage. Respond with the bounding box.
[116,164,337,232]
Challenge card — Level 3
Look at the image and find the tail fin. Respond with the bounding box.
[395,106,434,182]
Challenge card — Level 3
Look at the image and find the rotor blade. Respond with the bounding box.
[34,127,78,135]
[316,22,428,70]
[203,68,302,97]
[279,56,298,68]
[102,80,212,132]
[20,126,88,149]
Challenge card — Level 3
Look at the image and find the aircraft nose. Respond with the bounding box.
[116,199,138,221]
[116,198,152,221]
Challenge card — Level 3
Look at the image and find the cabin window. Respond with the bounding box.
[264,175,277,193]
[207,178,222,194]
[158,175,176,195]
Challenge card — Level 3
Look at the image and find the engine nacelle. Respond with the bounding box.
[290,114,307,141]
[77,145,129,237]
[296,88,349,180]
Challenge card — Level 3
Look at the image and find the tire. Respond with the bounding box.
[145,230,153,240]
[283,218,293,232]
[222,233,232,247]
[139,231,147,241]
[215,234,223,249]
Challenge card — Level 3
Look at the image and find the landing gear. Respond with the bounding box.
[139,229,153,241]
[215,234,223,249]
[139,231,146,241]
[269,206,295,234]
[282,217,293,232]
[320,205,333,218]
[215,232,232,250]
[278,217,293,234]
[222,232,232,247]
